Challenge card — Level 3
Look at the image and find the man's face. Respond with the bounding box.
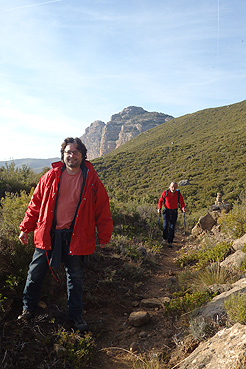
[64,143,83,169]
[169,182,177,193]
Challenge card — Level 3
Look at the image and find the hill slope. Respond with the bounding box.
[92,100,246,211]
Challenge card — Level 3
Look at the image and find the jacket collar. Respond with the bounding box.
[52,161,64,169]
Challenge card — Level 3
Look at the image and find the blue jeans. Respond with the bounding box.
[22,246,86,320]
[162,208,178,243]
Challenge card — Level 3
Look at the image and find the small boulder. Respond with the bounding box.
[232,233,246,251]
[129,311,151,327]
[220,250,246,272]
[178,179,190,186]
[199,213,217,231]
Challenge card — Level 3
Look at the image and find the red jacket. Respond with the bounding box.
[20,161,113,255]
[158,190,185,211]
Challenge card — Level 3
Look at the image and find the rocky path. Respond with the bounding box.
[87,232,187,368]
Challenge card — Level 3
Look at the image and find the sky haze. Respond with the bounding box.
[1,0,245,160]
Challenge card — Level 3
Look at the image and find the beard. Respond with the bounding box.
[65,157,81,168]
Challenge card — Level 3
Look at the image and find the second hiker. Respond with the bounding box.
[158,181,186,247]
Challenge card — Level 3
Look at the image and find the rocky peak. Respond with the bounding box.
[111,106,147,120]
[80,106,174,160]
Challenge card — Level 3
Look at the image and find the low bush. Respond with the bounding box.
[111,199,160,242]
[164,290,211,317]
[176,241,232,268]
[218,202,246,238]
[57,330,95,368]
[224,292,246,324]
[0,162,38,199]
[0,190,34,297]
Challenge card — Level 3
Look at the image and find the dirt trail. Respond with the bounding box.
[86,232,187,368]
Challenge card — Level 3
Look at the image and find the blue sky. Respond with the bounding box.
[0,0,245,160]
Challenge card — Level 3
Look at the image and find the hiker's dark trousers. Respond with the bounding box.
[162,208,178,244]
[22,230,88,321]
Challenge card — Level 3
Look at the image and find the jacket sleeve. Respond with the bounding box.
[93,177,113,244]
[158,191,166,209]
[19,179,43,233]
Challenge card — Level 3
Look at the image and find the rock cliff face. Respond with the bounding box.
[80,120,105,160]
[80,106,173,160]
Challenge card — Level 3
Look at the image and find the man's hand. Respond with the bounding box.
[19,231,28,245]
[99,243,107,248]
[182,207,186,213]
[158,208,161,213]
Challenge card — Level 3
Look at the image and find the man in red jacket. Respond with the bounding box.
[158,181,185,247]
[18,137,113,332]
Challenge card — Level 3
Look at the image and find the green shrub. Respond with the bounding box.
[224,292,246,324]
[0,162,38,198]
[218,203,246,238]
[164,291,210,317]
[176,241,232,268]
[58,331,95,368]
[111,199,160,242]
[0,190,33,243]
[0,190,34,295]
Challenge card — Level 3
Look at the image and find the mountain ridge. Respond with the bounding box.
[0,157,60,173]
[80,105,174,159]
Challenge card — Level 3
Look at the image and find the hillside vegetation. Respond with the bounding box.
[1,100,246,368]
[92,100,246,213]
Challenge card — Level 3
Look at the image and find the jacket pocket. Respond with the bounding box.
[34,221,50,246]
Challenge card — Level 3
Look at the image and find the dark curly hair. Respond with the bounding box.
[61,137,87,164]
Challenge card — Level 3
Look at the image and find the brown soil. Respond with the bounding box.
[89,234,187,369]
[0,231,192,369]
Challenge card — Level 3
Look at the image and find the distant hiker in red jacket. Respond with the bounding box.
[18,137,113,332]
[158,181,186,247]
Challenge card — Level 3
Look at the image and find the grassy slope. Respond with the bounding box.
[92,100,246,212]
